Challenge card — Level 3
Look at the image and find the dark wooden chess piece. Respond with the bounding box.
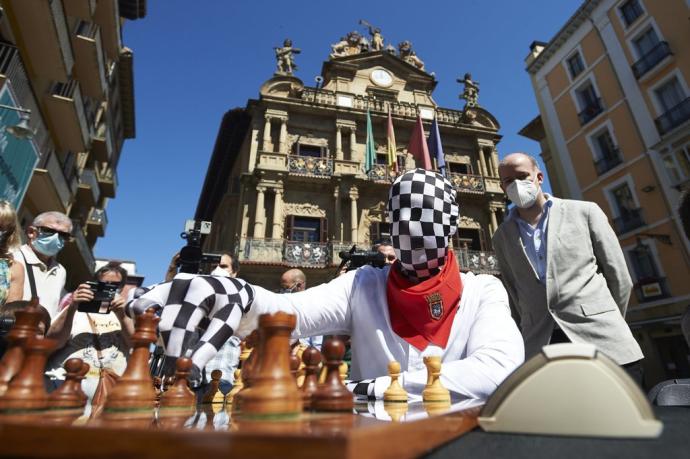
[312,337,354,412]
[0,335,57,411]
[201,369,225,404]
[0,298,43,395]
[103,308,159,413]
[238,312,302,417]
[301,346,321,410]
[48,358,89,409]
[289,352,301,384]
[161,357,195,408]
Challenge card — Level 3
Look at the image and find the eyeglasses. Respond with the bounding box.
[36,226,73,242]
[278,282,302,294]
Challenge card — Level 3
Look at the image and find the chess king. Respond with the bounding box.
[128,169,524,401]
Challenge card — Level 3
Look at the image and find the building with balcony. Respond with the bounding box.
[0,0,145,288]
[519,0,690,386]
[195,30,506,289]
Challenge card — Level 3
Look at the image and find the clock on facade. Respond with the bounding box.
[370,69,393,87]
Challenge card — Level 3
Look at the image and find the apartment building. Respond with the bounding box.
[0,0,145,287]
[521,0,690,386]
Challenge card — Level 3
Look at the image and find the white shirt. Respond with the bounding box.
[14,244,67,319]
[242,265,525,401]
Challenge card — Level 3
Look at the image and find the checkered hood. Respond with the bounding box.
[388,169,459,281]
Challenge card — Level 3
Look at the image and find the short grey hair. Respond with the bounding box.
[498,152,539,170]
[33,211,73,232]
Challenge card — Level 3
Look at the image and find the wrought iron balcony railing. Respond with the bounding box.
[655,97,690,136]
[578,98,604,126]
[454,249,500,275]
[613,208,645,234]
[634,276,670,303]
[288,155,333,177]
[593,149,623,175]
[448,173,485,194]
[367,164,399,183]
[284,241,330,267]
[240,238,332,268]
[632,41,672,79]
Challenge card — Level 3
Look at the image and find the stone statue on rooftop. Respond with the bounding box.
[275,39,301,75]
[458,73,479,108]
[398,41,425,71]
[330,31,366,59]
[359,20,384,51]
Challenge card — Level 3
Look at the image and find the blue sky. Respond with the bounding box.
[96,0,582,283]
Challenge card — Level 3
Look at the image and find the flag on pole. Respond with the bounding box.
[387,108,397,173]
[407,115,432,170]
[427,116,446,177]
[365,109,376,173]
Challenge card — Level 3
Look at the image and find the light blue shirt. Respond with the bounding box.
[507,199,553,283]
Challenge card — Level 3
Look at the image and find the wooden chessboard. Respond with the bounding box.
[0,400,481,459]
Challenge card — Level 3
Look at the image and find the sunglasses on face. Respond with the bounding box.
[35,226,73,242]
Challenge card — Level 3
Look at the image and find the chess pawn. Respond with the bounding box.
[289,353,301,386]
[226,368,242,404]
[383,361,408,403]
[0,298,43,394]
[300,346,321,410]
[161,357,196,408]
[0,335,57,411]
[239,312,302,417]
[384,401,409,422]
[312,337,354,412]
[422,356,450,403]
[48,358,89,409]
[104,308,159,412]
[201,369,225,405]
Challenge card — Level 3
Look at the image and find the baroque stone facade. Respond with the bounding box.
[196,35,506,289]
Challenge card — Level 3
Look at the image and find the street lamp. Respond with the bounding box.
[0,103,35,140]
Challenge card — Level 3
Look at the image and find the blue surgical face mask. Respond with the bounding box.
[32,232,64,257]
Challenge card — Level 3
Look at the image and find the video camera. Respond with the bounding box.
[78,281,119,314]
[338,245,386,272]
[178,219,221,274]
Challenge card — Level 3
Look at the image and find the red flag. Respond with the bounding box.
[407,115,432,170]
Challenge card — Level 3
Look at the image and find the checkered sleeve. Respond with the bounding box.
[345,379,377,401]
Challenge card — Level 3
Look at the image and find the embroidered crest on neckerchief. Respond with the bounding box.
[425,292,444,321]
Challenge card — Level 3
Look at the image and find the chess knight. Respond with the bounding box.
[128,169,524,402]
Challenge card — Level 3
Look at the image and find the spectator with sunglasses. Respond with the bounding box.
[14,211,72,319]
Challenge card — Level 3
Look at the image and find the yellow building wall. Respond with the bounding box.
[580,28,605,65]
[545,62,569,100]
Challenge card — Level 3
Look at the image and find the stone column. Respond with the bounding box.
[491,150,499,178]
[253,186,266,238]
[349,187,359,243]
[271,188,283,239]
[478,148,488,176]
[333,186,341,242]
[335,126,343,160]
[489,207,498,236]
[278,118,288,154]
[349,127,357,162]
[262,116,272,152]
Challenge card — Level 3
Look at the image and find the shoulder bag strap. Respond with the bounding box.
[20,251,38,299]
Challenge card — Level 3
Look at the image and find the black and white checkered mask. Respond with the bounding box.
[388,169,459,281]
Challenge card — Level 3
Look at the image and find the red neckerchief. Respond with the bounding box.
[386,250,463,351]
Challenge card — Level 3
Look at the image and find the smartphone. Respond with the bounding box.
[77,281,119,314]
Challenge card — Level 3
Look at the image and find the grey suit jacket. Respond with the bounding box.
[492,197,643,365]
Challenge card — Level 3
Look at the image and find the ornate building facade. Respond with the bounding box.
[196,29,505,289]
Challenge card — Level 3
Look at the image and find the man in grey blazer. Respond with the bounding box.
[492,153,643,371]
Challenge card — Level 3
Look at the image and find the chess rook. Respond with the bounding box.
[312,337,354,412]
[239,312,302,417]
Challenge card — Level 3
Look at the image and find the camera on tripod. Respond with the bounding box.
[338,245,386,272]
[178,219,221,274]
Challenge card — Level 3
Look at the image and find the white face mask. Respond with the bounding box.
[506,178,539,209]
[210,266,231,277]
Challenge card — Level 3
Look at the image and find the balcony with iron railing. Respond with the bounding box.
[367,164,399,183]
[288,155,333,178]
[634,276,670,304]
[86,207,108,237]
[655,97,690,136]
[613,208,645,234]
[632,41,672,80]
[454,248,500,275]
[578,98,604,126]
[448,173,485,194]
[74,20,107,100]
[593,149,623,176]
[45,79,90,152]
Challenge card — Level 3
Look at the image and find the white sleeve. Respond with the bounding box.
[235,270,357,339]
[390,277,525,401]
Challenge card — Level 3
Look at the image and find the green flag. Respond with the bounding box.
[365,109,376,173]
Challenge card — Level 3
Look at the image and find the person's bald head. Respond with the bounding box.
[498,152,543,191]
[280,269,306,293]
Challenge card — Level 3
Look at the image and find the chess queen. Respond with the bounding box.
[128,169,524,402]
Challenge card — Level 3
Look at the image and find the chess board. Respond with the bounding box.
[0,400,482,459]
